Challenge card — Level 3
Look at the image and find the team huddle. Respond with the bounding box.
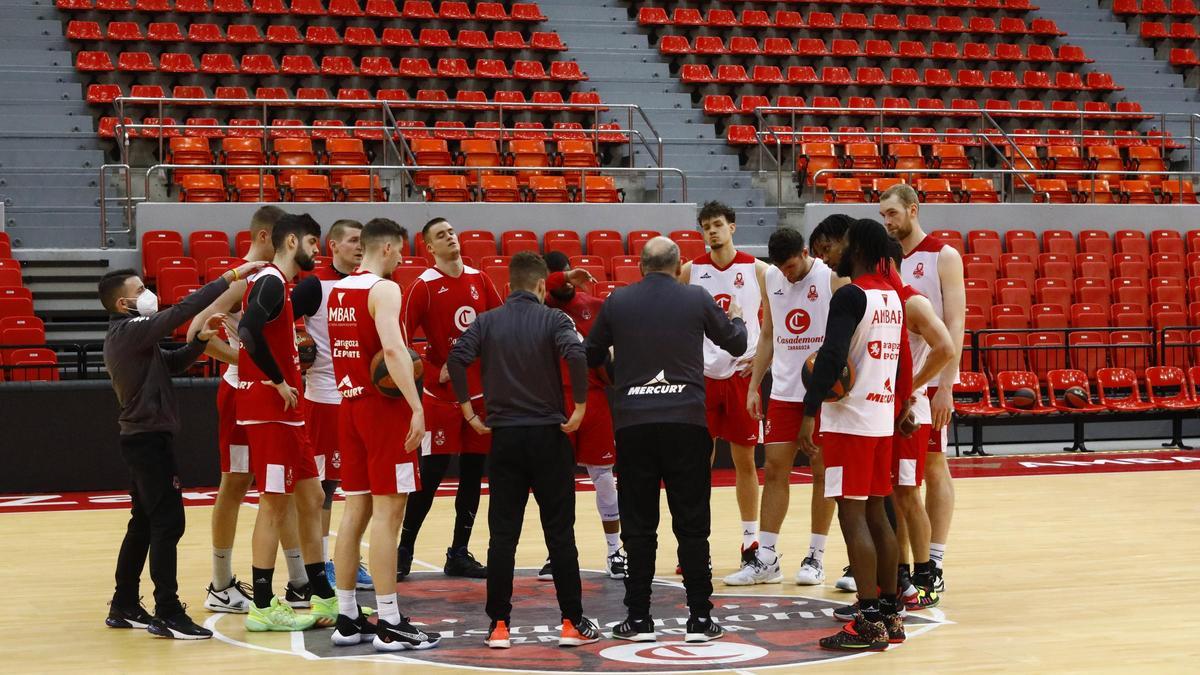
[117,182,962,653]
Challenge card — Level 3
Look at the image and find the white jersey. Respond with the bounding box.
[303,266,347,405]
[765,258,833,402]
[820,275,905,437]
[901,234,959,388]
[690,250,761,379]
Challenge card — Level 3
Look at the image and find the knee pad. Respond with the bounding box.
[320,480,338,510]
[586,465,620,522]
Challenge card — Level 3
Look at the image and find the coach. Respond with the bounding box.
[585,236,747,643]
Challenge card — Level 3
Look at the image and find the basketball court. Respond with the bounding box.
[6,448,1199,673]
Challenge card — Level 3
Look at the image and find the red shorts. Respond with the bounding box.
[566,386,615,467]
[821,432,893,500]
[244,422,320,495]
[763,399,821,445]
[217,379,249,474]
[704,373,761,446]
[926,387,946,453]
[339,396,422,496]
[303,400,340,481]
[423,394,490,455]
[893,424,931,488]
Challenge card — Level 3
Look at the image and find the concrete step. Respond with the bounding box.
[0,50,74,68]
[2,187,101,208]
[0,149,105,169]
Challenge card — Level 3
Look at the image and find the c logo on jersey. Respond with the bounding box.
[808,285,818,301]
[454,306,478,332]
[868,341,882,359]
[784,309,811,335]
[713,294,733,311]
[913,262,925,279]
[733,272,745,289]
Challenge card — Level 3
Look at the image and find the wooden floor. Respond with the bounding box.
[8,460,1200,673]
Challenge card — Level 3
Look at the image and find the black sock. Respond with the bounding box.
[879,594,901,616]
[914,561,935,578]
[859,598,882,622]
[451,454,485,550]
[306,562,334,598]
[252,567,274,609]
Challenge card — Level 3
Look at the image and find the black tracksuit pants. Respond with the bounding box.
[113,431,186,617]
[485,425,583,624]
[615,423,713,620]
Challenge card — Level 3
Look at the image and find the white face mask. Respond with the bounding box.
[133,289,158,316]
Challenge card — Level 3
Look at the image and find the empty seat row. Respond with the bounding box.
[57,0,547,22]
[178,172,384,201]
[660,35,1090,63]
[423,173,622,203]
[955,367,1200,417]
[640,7,1053,34]
[705,93,1143,119]
[1113,0,1200,17]
[87,83,603,107]
[679,62,1121,90]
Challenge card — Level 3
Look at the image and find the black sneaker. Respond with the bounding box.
[284,582,312,608]
[883,612,906,644]
[373,616,441,652]
[444,547,487,578]
[147,611,213,640]
[832,601,858,622]
[819,613,888,651]
[106,599,153,629]
[932,566,945,593]
[538,558,554,581]
[684,616,725,643]
[331,611,376,646]
[612,616,656,642]
[897,564,913,595]
[396,545,413,580]
[606,549,627,580]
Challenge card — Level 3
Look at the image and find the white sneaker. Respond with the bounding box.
[204,578,253,614]
[794,556,825,585]
[722,554,783,586]
[834,566,857,592]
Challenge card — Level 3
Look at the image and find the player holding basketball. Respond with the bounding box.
[397,218,502,580]
[880,184,966,594]
[237,214,335,631]
[325,218,440,651]
[736,227,845,586]
[799,218,907,650]
[540,252,626,580]
[680,201,770,573]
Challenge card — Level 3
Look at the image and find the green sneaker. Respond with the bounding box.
[245,597,318,632]
[310,595,338,627]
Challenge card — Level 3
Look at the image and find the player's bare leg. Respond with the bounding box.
[277,499,310,605]
[370,494,411,633]
[809,451,849,590]
[207,471,252,611]
[730,441,761,554]
[724,442,792,586]
[330,492,372,643]
[924,449,953,591]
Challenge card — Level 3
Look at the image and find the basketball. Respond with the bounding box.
[369,348,424,398]
[295,330,317,372]
[1063,386,1091,408]
[1009,387,1038,409]
[801,352,854,402]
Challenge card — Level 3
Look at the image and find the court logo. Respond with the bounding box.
[785,309,811,335]
[454,306,477,331]
[600,642,768,666]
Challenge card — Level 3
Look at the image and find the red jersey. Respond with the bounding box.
[546,273,606,389]
[327,271,386,401]
[236,265,303,424]
[402,265,502,402]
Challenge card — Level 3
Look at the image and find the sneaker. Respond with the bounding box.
[932,566,945,593]
[900,584,920,610]
[356,560,374,590]
[907,587,940,610]
[284,582,312,609]
[246,597,318,632]
[204,578,253,614]
[819,614,888,651]
[834,566,857,592]
[559,617,601,647]
[310,595,338,627]
[485,620,511,649]
[374,616,440,652]
[883,612,906,644]
[612,616,656,642]
[324,561,336,587]
[331,611,376,646]
[607,549,628,580]
[740,542,759,568]
[897,564,914,597]
[794,557,825,585]
[147,611,213,640]
[444,547,487,578]
[538,559,554,581]
[684,616,725,643]
[396,545,413,580]
[832,601,858,622]
[722,554,782,586]
[106,599,152,629]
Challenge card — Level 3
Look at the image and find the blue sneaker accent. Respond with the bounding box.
[325,561,336,587]
[356,560,374,590]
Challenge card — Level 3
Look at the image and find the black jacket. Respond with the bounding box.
[448,290,588,428]
[585,272,747,431]
[103,277,230,436]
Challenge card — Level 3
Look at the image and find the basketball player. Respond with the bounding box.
[237,213,335,631]
[798,218,907,650]
[541,252,626,579]
[291,218,373,590]
[397,218,502,579]
[326,218,441,651]
[733,227,846,586]
[880,184,966,594]
[680,201,769,572]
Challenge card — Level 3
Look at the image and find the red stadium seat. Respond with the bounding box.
[1095,368,1156,412]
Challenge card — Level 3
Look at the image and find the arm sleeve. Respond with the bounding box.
[700,290,748,357]
[131,277,230,349]
[554,311,588,405]
[161,339,208,374]
[803,285,867,416]
[447,316,483,404]
[290,276,323,319]
[584,299,613,368]
[237,275,286,384]
[546,271,568,293]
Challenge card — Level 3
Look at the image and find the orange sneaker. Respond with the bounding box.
[559,617,601,647]
[485,620,511,649]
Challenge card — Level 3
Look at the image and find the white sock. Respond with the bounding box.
[758,531,779,563]
[742,521,758,549]
[212,548,234,589]
[322,536,330,563]
[376,592,401,624]
[807,534,828,564]
[605,531,621,555]
[929,543,946,569]
[336,588,358,619]
[284,548,307,587]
